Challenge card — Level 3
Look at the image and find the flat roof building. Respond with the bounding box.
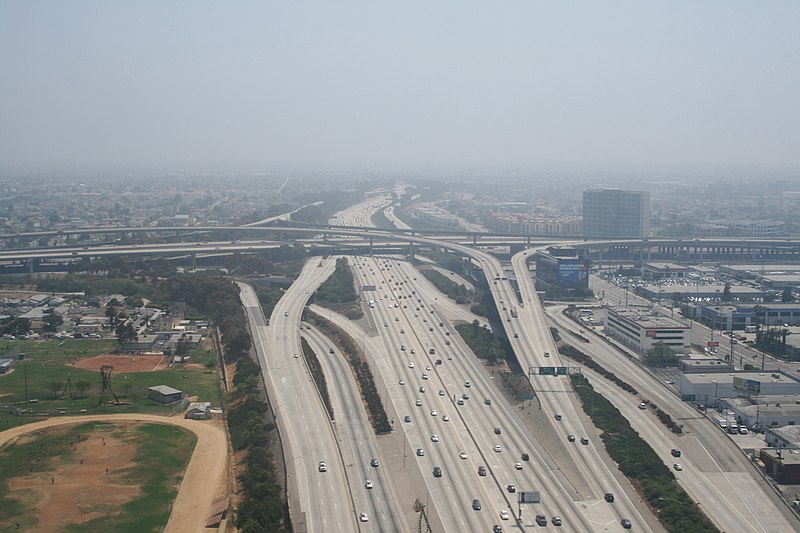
[679,371,800,407]
[605,306,691,354]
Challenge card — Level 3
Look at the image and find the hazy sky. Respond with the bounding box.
[1,1,798,174]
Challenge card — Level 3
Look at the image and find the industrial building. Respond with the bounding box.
[721,395,800,431]
[678,371,800,407]
[604,306,691,354]
[582,188,650,238]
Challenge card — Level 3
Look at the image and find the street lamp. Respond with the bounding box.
[711,380,719,411]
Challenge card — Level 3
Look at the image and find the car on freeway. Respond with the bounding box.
[430,409,438,416]
[552,516,562,526]
[433,466,442,477]
[580,437,589,445]
[457,398,465,405]
[422,373,428,380]
[554,413,562,420]
[416,448,425,457]
[318,461,327,472]
[493,526,502,533]
[408,362,414,368]
[494,427,502,434]
[514,462,523,470]
[359,512,369,522]
[370,458,379,467]
[500,510,509,520]
[567,434,576,442]
[431,434,439,442]
[484,398,492,405]
[419,387,425,393]
[478,465,486,476]
[535,514,547,526]
[493,445,501,452]
[442,415,450,421]
[415,400,422,406]
[472,499,481,511]
[365,480,373,489]
[439,389,445,396]
[465,380,471,388]
[460,451,468,459]
[604,492,614,502]
[673,463,683,471]
[404,415,411,422]
[621,518,632,529]
[399,379,405,385]
[671,448,681,457]
[639,402,647,410]
[507,484,516,493]
[410,348,416,354]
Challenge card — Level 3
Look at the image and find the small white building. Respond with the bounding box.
[679,371,800,407]
[185,402,212,420]
[605,306,691,354]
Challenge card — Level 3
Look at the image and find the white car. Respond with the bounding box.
[359,512,369,522]
[431,434,439,442]
[399,379,405,385]
[514,462,523,470]
[673,463,683,471]
[365,480,374,489]
[430,410,438,416]
[422,373,429,380]
[465,381,471,388]
[318,461,327,472]
[415,400,422,406]
[438,389,445,396]
[500,510,509,520]
[459,451,468,459]
[442,415,450,422]
[408,362,415,368]
[493,445,502,452]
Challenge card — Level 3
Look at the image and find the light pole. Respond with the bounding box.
[711,380,719,411]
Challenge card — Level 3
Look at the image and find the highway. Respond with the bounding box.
[301,323,406,531]
[238,259,359,533]
[543,303,798,532]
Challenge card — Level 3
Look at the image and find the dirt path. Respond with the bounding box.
[0,414,228,533]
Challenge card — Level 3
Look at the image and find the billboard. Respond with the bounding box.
[733,377,761,394]
[519,491,541,504]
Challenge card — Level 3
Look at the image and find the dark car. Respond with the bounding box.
[507,484,516,493]
[621,518,632,529]
[535,515,547,526]
[604,492,614,502]
[472,499,481,511]
[494,427,502,435]
[478,465,486,476]
[493,526,502,533]
[433,466,442,477]
[521,453,530,461]
[370,458,379,467]
[671,448,682,457]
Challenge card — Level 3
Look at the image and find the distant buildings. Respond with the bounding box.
[583,189,650,238]
[485,212,581,236]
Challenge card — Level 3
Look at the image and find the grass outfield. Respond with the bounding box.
[0,421,196,532]
[0,339,220,428]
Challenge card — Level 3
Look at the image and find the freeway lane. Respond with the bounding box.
[545,303,798,532]
[238,258,358,533]
[301,323,405,531]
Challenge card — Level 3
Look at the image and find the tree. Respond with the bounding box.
[75,380,91,398]
[42,310,63,333]
[643,342,680,367]
[721,282,732,302]
[105,305,118,329]
[671,292,684,306]
[115,322,137,345]
[50,381,62,399]
[782,287,794,303]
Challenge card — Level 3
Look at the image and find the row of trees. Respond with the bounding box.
[160,274,251,361]
[227,357,288,532]
[315,258,363,319]
[300,337,334,420]
[421,269,474,305]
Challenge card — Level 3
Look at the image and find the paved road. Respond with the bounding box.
[301,323,406,531]
[0,414,228,533]
[239,260,358,533]
[545,304,799,532]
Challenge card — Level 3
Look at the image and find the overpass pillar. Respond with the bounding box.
[472,234,477,245]
[369,237,373,256]
[28,259,35,273]
[409,240,414,259]
[526,235,531,246]
[191,253,196,269]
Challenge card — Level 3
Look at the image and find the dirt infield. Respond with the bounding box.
[0,414,229,533]
[73,354,168,372]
